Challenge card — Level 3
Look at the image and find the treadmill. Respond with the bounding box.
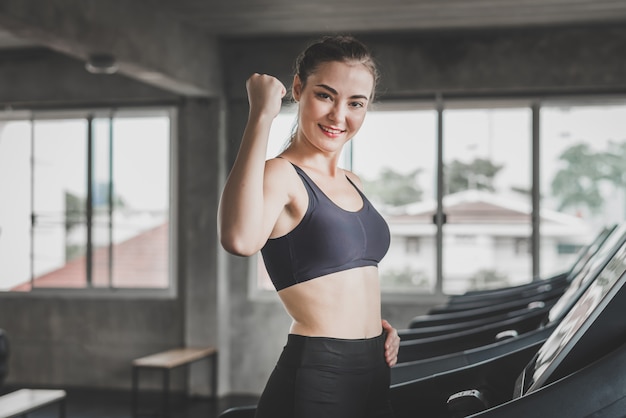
[395,224,626,363]
[389,231,626,418]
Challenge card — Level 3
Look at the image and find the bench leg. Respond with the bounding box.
[60,397,66,418]
[210,353,218,399]
[131,366,139,418]
[163,368,170,418]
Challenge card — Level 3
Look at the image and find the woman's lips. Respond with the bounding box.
[319,124,345,136]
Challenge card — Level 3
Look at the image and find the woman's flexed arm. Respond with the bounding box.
[218,74,288,256]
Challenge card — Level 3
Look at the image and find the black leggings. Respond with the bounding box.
[254,332,395,418]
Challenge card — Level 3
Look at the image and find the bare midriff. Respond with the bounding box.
[277,265,383,339]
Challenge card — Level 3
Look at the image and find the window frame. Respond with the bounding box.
[0,106,178,299]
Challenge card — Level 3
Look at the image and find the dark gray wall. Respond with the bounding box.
[178,97,223,395]
[221,25,626,99]
[0,298,181,388]
[1,22,625,397]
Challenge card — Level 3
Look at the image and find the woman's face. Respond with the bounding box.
[292,60,374,155]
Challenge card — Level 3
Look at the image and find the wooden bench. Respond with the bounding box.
[0,389,66,418]
[131,346,218,417]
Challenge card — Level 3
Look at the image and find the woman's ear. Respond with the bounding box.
[292,75,302,102]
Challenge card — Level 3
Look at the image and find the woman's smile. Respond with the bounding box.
[319,124,346,137]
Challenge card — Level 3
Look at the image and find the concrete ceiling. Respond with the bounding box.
[1,0,626,48]
[153,0,626,36]
[1,0,626,96]
[0,27,37,48]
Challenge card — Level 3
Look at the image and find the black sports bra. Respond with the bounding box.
[261,163,390,291]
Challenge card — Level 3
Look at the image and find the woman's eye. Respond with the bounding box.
[316,92,331,100]
[350,101,365,108]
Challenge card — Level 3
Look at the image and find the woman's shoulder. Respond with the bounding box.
[264,156,308,217]
[265,156,295,176]
[343,168,364,190]
[264,157,301,190]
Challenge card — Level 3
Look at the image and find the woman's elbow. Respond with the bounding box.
[219,233,260,257]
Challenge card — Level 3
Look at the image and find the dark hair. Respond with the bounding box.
[294,35,379,99]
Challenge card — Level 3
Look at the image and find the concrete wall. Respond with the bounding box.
[178,97,224,395]
[0,22,625,398]
[0,298,181,389]
[221,24,626,99]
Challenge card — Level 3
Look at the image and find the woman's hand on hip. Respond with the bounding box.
[382,319,400,367]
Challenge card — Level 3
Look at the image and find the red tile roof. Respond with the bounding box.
[11,223,168,291]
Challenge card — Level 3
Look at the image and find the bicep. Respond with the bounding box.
[259,160,295,241]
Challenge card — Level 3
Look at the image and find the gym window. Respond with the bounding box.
[0,108,175,294]
[252,98,626,296]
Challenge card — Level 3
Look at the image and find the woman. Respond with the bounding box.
[219,35,399,418]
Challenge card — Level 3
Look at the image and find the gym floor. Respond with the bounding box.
[0,387,259,418]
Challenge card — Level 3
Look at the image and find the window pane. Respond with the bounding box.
[4,110,172,292]
[540,102,626,277]
[32,119,88,288]
[110,115,170,288]
[443,108,532,294]
[0,121,32,291]
[266,108,296,159]
[353,108,438,293]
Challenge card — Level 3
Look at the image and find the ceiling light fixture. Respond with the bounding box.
[85,53,118,75]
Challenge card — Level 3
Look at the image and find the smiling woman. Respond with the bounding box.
[218,36,400,418]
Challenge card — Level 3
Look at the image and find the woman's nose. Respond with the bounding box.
[329,103,346,122]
